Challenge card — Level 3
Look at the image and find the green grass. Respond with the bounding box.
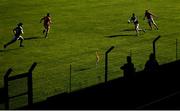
[1,0,180,109]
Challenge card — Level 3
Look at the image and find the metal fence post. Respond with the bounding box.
[4,68,13,110]
[153,35,161,58]
[28,62,37,106]
[176,39,178,60]
[105,46,115,83]
[69,64,72,93]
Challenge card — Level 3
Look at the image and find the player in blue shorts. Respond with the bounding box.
[4,23,24,48]
[128,13,145,36]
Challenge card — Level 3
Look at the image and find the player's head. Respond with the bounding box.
[47,13,50,16]
[132,13,135,16]
[18,22,23,26]
[127,56,132,63]
[145,9,149,13]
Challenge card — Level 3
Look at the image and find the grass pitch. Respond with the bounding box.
[0,0,180,109]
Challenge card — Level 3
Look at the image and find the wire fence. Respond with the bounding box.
[8,78,28,109]
[68,50,105,92]
[67,37,180,93]
[1,37,180,109]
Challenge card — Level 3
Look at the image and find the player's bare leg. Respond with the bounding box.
[43,24,46,34]
[135,24,146,36]
[135,24,140,36]
[45,30,48,38]
[44,25,50,38]
[43,29,46,34]
[19,37,24,47]
[4,39,16,48]
[148,22,153,30]
[135,28,139,36]
[153,23,158,30]
[151,19,158,30]
[45,28,48,38]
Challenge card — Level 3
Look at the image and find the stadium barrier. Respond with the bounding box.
[1,36,179,109]
[105,46,115,83]
[176,38,178,60]
[153,35,161,58]
[67,36,180,93]
[68,49,104,92]
[3,62,37,109]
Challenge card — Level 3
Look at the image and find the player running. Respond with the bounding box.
[128,13,145,36]
[40,13,52,38]
[4,23,24,48]
[143,9,158,30]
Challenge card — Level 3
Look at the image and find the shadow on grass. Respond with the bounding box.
[105,34,136,38]
[74,67,91,72]
[0,48,19,52]
[122,28,148,32]
[19,60,180,110]
[122,29,135,32]
[24,36,42,40]
[105,28,137,38]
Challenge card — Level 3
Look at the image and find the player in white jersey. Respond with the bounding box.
[4,23,24,48]
[128,13,145,36]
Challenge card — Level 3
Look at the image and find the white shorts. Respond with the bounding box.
[148,18,155,24]
[13,36,24,41]
[135,24,139,30]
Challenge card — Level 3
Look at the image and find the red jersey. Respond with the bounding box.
[145,12,152,19]
[42,16,51,25]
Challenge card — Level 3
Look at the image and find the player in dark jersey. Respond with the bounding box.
[4,23,24,48]
[40,13,52,38]
[144,10,158,30]
[128,13,145,36]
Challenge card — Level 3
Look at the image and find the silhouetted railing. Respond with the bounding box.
[176,38,178,60]
[4,62,37,109]
[105,46,115,83]
[153,35,161,58]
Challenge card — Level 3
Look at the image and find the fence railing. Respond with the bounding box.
[68,36,180,92]
[1,36,180,109]
[3,62,37,109]
[105,46,115,83]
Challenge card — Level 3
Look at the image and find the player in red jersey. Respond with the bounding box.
[40,13,52,38]
[144,10,158,30]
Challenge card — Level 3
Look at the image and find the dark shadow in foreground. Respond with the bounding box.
[0,88,5,104]
[19,60,180,110]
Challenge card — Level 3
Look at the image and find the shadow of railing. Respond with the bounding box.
[20,60,180,110]
[1,62,37,110]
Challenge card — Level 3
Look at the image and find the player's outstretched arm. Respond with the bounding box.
[49,17,52,24]
[40,17,44,23]
[149,11,157,18]
[143,14,146,20]
[13,28,16,34]
[21,28,24,34]
[128,17,132,23]
[152,13,158,18]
